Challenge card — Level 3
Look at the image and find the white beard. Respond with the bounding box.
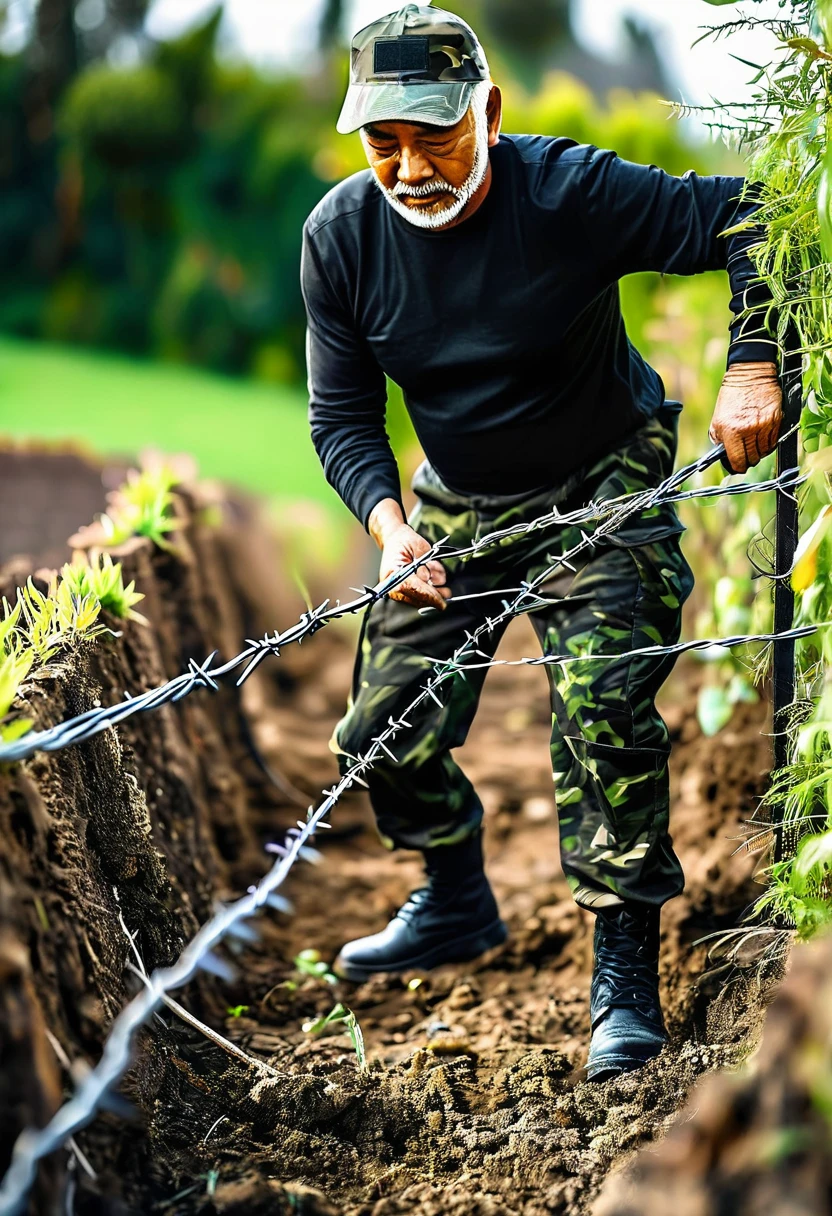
[364,81,492,231]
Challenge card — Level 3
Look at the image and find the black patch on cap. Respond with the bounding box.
[373,36,431,76]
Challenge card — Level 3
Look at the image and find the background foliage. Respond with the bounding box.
[0,0,786,733]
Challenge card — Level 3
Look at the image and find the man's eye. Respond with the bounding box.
[424,143,451,153]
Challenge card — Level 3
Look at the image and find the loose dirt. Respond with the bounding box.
[0,448,784,1216]
[130,623,778,1216]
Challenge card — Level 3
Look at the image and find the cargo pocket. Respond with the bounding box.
[563,734,670,844]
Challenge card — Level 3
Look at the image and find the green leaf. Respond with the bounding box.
[302,1002,367,1071]
[293,949,337,985]
[0,717,32,744]
[817,146,832,263]
[794,830,832,880]
[697,685,734,737]
[727,673,758,705]
[819,0,832,45]
[792,505,832,592]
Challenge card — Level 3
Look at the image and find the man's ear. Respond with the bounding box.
[486,84,502,147]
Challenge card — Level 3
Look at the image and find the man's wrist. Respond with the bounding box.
[367,498,406,548]
[722,360,779,384]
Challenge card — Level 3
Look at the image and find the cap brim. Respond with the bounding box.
[336,81,475,135]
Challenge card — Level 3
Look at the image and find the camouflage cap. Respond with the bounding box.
[336,4,490,136]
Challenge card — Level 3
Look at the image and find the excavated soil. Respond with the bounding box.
[125,632,777,1216]
[0,447,785,1216]
[595,931,832,1216]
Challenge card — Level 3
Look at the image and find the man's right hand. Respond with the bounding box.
[368,498,450,611]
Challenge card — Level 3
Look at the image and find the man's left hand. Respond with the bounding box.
[708,361,782,474]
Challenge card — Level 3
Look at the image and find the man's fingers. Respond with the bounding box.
[424,559,448,586]
[723,434,750,473]
[389,575,448,610]
[761,416,782,455]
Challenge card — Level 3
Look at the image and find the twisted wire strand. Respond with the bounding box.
[442,622,827,673]
[0,437,804,1214]
[0,445,802,765]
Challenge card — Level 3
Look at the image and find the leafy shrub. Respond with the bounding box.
[61,63,188,168]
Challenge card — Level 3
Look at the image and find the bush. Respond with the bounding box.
[61,63,187,168]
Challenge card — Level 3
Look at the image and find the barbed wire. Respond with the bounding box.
[442,622,828,674]
[0,441,803,766]
[0,436,806,1214]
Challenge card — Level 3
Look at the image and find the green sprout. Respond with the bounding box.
[0,554,149,747]
[301,1002,367,1072]
[293,948,338,985]
[99,465,181,550]
[61,553,147,623]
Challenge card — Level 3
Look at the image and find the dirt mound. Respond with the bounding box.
[0,447,784,1216]
[594,930,831,1216]
[0,450,311,1213]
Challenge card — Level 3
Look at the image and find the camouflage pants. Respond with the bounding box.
[332,401,695,910]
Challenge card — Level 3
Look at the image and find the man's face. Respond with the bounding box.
[363,108,479,222]
[360,84,500,230]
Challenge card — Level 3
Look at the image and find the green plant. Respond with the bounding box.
[99,465,181,550]
[302,1002,367,1071]
[683,0,832,937]
[0,553,147,746]
[0,651,34,745]
[17,576,106,664]
[61,553,147,623]
[293,948,338,986]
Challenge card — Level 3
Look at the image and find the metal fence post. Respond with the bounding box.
[772,337,803,861]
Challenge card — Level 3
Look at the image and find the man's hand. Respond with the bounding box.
[368,498,451,610]
[708,361,782,473]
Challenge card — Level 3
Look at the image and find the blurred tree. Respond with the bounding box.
[75,0,150,64]
[482,0,569,73]
[34,0,77,98]
[319,0,345,52]
[0,1,729,380]
[453,0,668,98]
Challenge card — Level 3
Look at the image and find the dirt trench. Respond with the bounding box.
[595,929,832,1216]
[0,446,786,1216]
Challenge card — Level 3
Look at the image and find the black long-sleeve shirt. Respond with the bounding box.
[301,134,775,527]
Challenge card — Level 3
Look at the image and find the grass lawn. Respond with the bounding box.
[0,335,350,520]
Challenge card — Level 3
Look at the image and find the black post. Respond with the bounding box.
[771,337,802,861]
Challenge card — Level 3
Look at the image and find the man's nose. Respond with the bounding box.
[397,145,433,185]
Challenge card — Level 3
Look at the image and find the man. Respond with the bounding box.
[301,3,782,1080]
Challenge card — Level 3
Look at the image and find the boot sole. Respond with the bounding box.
[332,918,509,983]
[585,1043,666,1082]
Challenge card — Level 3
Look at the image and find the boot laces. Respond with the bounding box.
[393,874,462,925]
[393,886,434,925]
[592,915,662,1023]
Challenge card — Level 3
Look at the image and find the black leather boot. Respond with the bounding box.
[332,831,507,982]
[586,902,668,1081]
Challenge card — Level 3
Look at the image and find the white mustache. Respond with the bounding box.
[392,178,460,199]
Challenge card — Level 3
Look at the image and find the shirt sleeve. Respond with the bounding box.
[579,147,779,369]
[301,222,403,529]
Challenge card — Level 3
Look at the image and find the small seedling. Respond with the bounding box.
[293,947,338,985]
[99,465,181,550]
[301,1002,367,1072]
[61,553,147,623]
[226,1004,249,1019]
